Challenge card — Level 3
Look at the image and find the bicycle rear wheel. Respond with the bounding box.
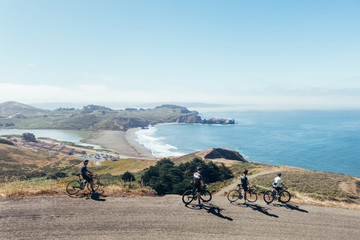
[66,180,81,195]
[245,191,257,202]
[279,190,291,203]
[200,190,212,202]
[182,190,195,204]
[263,190,274,204]
[227,190,241,202]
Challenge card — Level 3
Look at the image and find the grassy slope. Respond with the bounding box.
[0,144,156,198]
[1,143,359,209]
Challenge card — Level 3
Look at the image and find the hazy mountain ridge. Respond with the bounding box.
[0,101,234,131]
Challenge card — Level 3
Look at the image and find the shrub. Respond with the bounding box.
[0,138,15,145]
[46,172,68,180]
[122,171,136,182]
[141,158,233,195]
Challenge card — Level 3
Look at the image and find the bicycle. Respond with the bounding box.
[66,174,101,195]
[263,187,291,204]
[227,184,258,203]
[182,184,212,204]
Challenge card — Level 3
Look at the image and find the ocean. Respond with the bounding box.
[135,110,360,177]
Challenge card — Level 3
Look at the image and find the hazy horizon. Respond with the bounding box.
[1,1,359,110]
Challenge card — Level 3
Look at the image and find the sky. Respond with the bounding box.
[0,0,359,110]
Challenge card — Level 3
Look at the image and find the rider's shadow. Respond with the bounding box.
[69,191,106,202]
[272,203,309,213]
[231,202,279,218]
[185,203,233,221]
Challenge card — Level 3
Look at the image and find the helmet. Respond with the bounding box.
[277,172,282,176]
[243,169,248,174]
[84,159,89,163]
[197,166,202,171]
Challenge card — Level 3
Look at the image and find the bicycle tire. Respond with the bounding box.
[227,190,241,202]
[66,180,81,195]
[182,190,195,204]
[87,178,101,192]
[200,190,212,202]
[279,190,291,203]
[245,191,258,202]
[263,190,274,204]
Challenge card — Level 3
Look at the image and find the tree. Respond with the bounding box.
[141,158,233,195]
[22,133,36,142]
[121,171,135,182]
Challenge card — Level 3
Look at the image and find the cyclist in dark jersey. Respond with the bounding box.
[81,159,95,193]
[241,169,249,204]
[193,166,204,206]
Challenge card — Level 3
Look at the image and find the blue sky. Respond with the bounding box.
[0,0,359,110]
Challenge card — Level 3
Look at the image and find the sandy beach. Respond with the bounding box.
[86,129,155,159]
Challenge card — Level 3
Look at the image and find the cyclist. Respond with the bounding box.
[273,172,287,196]
[241,169,249,204]
[81,159,95,193]
[193,166,204,207]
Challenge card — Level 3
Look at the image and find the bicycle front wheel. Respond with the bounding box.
[66,180,81,195]
[182,190,195,204]
[227,190,241,202]
[200,190,212,202]
[279,190,291,203]
[87,178,101,192]
[245,191,257,202]
[263,190,274,204]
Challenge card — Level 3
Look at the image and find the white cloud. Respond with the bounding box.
[1,83,360,110]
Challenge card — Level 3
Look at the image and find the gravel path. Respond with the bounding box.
[1,195,359,240]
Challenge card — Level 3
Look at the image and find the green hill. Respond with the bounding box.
[0,101,51,118]
[0,102,213,131]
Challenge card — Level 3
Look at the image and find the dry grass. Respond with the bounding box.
[0,179,66,199]
[250,169,360,208]
[92,158,156,175]
[0,178,156,199]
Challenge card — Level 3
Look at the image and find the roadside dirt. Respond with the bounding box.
[1,194,359,240]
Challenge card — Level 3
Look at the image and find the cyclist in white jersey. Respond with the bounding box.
[273,172,286,192]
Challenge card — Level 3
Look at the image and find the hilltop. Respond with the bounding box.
[0,102,234,131]
[0,101,50,118]
[171,148,247,164]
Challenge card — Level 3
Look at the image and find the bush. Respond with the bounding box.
[0,138,15,145]
[141,158,233,195]
[46,172,68,180]
[22,133,36,142]
[122,171,136,182]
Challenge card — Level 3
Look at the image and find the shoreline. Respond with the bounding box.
[86,129,156,159]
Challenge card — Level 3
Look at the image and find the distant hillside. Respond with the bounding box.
[0,101,50,118]
[0,102,235,131]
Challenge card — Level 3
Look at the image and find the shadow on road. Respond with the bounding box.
[184,203,233,221]
[231,202,279,218]
[272,203,309,213]
[68,191,106,202]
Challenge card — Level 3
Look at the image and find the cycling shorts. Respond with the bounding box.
[242,184,248,192]
[194,184,202,192]
[82,174,93,182]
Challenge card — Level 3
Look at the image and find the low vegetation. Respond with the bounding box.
[141,158,233,195]
[251,170,360,203]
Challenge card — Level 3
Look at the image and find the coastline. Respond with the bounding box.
[86,129,156,159]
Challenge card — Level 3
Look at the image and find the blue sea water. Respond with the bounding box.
[135,110,360,177]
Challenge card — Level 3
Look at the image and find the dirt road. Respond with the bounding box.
[1,195,359,240]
